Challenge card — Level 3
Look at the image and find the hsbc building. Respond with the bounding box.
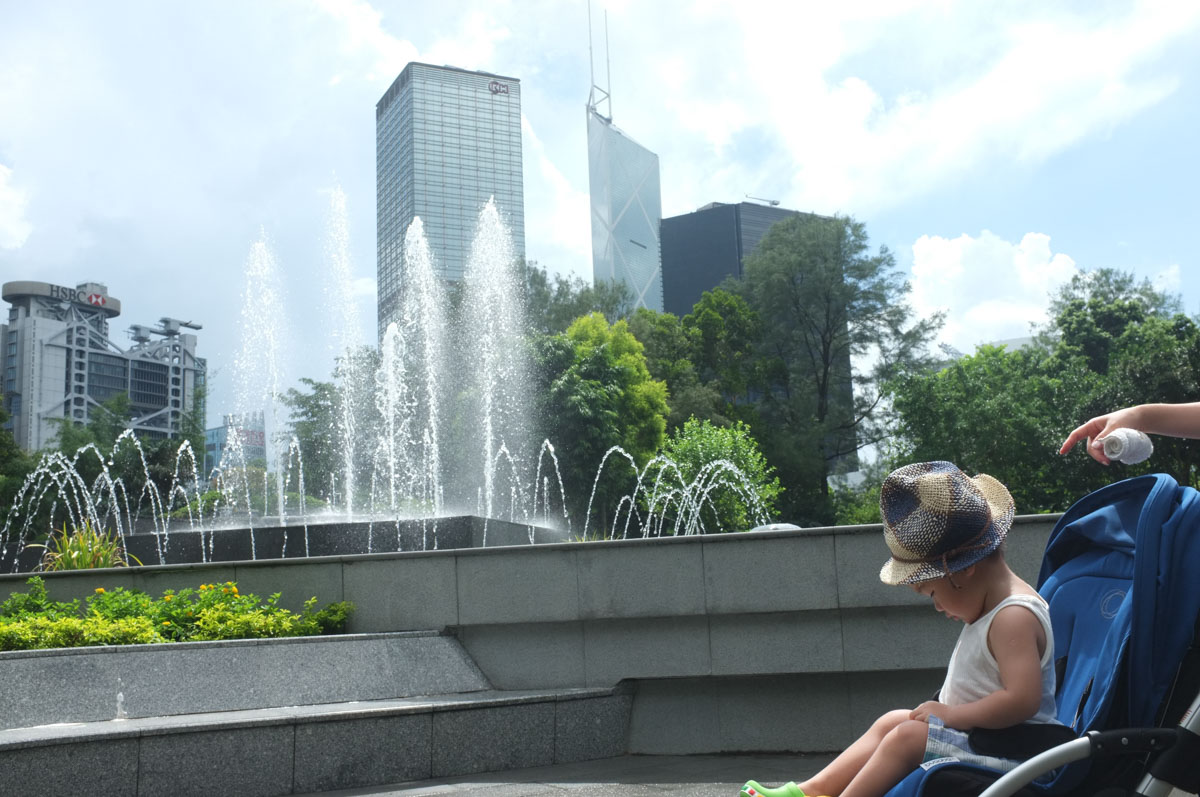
[2,280,206,452]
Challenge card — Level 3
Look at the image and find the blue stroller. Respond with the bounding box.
[884,473,1200,797]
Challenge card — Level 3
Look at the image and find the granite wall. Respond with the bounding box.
[0,515,1059,753]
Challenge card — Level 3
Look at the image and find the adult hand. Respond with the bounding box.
[1059,408,1141,464]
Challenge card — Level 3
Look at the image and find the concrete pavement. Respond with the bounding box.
[299,753,837,796]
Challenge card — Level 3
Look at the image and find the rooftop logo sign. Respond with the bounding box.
[488,81,509,95]
[47,283,104,307]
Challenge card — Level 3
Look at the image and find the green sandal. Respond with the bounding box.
[739,780,812,797]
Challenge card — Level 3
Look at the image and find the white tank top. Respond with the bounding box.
[938,593,1059,725]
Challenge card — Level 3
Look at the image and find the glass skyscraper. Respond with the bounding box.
[376,63,525,336]
[587,108,664,312]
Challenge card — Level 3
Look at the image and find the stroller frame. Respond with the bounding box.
[981,688,1200,796]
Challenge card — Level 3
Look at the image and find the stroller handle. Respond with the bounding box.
[977,737,1092,797]
[978,729,1181,797]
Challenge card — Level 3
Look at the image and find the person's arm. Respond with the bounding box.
[910,606,1045,731]
[1059,402,1200,464]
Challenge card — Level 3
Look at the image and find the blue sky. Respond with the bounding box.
[1,0,1197,424]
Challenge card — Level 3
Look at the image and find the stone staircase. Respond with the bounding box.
[0,632,630,796]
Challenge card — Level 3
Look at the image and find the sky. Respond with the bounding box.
[1,0,1198,426]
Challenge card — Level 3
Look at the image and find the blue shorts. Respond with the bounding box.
[922,716,1023,773]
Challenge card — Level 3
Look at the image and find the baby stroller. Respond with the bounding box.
[883,473,1200,797]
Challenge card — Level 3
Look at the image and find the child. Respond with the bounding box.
[1060,401,1200,464]
[741,461,1065,797]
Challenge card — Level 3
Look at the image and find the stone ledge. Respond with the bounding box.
[0,687,633,796]
[0,631,491,729]
[0,686,625,750]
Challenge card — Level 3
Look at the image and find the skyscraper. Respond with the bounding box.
[660,201,813,316]
[376,62,525,336]
[2,280,206,452]
[587,107,664,312]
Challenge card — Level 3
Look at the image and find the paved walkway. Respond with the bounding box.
[302,753,837,796]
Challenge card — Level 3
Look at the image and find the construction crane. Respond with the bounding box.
[745,194,781,207]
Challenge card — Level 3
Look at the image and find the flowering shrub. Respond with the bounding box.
[0,577,353,651]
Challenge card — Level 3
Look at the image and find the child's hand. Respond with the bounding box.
[910,701,952,724]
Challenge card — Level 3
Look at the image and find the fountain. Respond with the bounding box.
[0,196,774,571]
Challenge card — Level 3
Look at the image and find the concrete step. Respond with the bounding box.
[0,686,632,796]
[0,631,490,728]
[0,627,634,794]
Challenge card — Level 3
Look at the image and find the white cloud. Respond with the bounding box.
[910,231,1078,352]
[0,165,32,249]
[1152,263,1181,296]
[311,0,419,81]
[607,2,1200,216]
[521,115,592,278]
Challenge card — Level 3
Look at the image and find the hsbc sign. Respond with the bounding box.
[488,81,509,95]
[48,283,104,306]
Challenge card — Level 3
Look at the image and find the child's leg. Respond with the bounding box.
[794,709,911,796]
[838,718,928,797]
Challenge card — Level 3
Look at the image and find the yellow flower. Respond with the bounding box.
[163,595,173,602]
[162,620,171,626]
[94,587,105,594]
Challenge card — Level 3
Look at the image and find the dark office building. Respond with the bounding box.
[660,201,814,317]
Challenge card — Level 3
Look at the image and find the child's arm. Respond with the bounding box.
[911,605,1045,731]
[1060,402,1200,464]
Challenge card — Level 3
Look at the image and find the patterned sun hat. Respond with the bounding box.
[878,461,1015,585]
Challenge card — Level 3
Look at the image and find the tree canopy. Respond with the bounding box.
[658,417,782,533]
[887,268,1200,513]
[735,213,940,524]
[531,313,669,530]
[521,261,633,334]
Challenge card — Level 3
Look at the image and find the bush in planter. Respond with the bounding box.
[0,577,354,650]
[0,615,164,650]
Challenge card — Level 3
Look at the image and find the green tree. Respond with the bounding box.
[626,308,725,431]
[566,314,669,460]
[280,379,341,502]
[738,214,940,524]
[1046,267,1183,321]
[1079,313,1200,488]
[520,262,633,334]
[887,268,1200,512]
[0,407,36,526]
[276,345,382,507]
[88,393,134,451]
[889,345,1103,512]
[532,313,669,531]
[682,288,762,405]
[179,386,207,467]
[658,418,782,533]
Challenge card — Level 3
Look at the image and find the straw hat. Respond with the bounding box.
[878,461,1015,586]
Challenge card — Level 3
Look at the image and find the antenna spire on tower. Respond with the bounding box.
[586,0,612,121]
